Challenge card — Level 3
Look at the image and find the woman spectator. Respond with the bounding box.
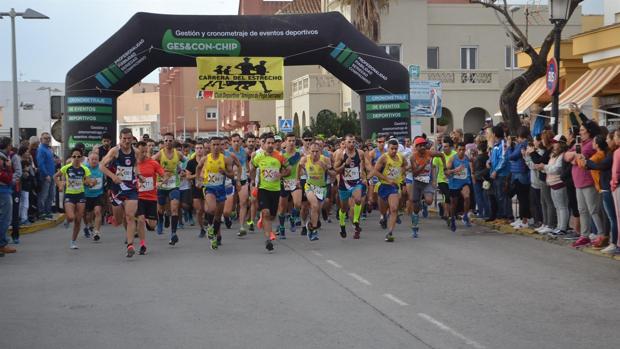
[524,135,544,229]
[507,126,531,229]
[529,130,556,233]
[473,140,491,219]
[582,133,616,253]
[564,120,604,247]
[18,146,36,225]
[610,129,620,254]
[539,135,569,235]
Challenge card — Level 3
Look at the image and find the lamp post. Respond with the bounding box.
[549,0,571,134]
[177,116,186,140]
[0,8,49,146]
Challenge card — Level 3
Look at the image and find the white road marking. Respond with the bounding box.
[348,272,372,286]
[311,251,323,257]
[418,313,486,349]
[383,293,409,306]
[326,259,342,268]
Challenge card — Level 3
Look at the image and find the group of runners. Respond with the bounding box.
[53,128,477,256]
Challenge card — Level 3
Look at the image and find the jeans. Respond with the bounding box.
[19,191,29,222]
[601,190,617,244]
[540,183,557,228]
[550,187,569,231]
[473,181,490,218]
[493,176,509,219]
[576,186,604,237]
[38,177,54,216]
[0,192,12,248]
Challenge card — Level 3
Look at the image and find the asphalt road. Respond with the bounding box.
[2,213,620,349]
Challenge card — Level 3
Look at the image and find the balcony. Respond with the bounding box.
[420,69,499,90]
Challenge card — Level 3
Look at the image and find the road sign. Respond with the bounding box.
[408,64,420,81]
[279,118,293,132]
[546,57,558,96]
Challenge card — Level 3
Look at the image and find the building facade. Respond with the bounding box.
[116,83,160,139]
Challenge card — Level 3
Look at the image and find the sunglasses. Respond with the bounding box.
[303,138,312,142]
[72,155,82,159]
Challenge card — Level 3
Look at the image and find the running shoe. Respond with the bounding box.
[278,226,286,240]
[412,226,419,238]
[83,227,91,238]
[139,244,147,255]
[422,203,428,218]
[224,217,232,229]
[164,214,170,228]
[70,241,78,249]
[199,228,206,238]
[210,237,218,250]
[462,214,471,227]
[169,234,179,246]
[207,226,216,240]
[156,221,163,235]
[237,227,247,237]
[353,223,361,239]
[269,231,277,241]
[450,217,456,232]
[309,230,319,242]
[571,236,591,248]
[301,226,308,236]
[265,239,274,252]
[126,244,135,258]
[384,232,394,242]
[379,216,387,230]
[339,226,347,239]
[93,232,101,242]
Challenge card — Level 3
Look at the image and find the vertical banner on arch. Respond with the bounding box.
[362,94,411,141]
[196,56,284,100]
[65,96,116,149]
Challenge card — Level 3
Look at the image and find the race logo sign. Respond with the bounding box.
[197,56,284,100]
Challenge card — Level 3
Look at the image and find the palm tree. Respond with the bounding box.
[338,0,390,42]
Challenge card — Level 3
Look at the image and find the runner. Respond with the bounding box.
[433,137,457,223]
[152,133,186,245]
[409,137,445,237]
[179,143,194,228]
[298,142,333,241]
[366,136,386,215]
[333,134,366,239]
[222,148,242,230]
[277,133,302,239]
[136,141,167,256]
[196,136,234,250]
[54,147,93,250]
[185,142,207,238]
[100,128,141,257]
[230,133,251,237]
[373,139,406,242]
[246,133,259,232]
[446,142,474,232]
[252,133,289,252]
[84,151,105,242]
[299,131,314,236]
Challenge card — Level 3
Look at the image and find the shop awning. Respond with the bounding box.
[544,64,620,111]
[494,77,547,117]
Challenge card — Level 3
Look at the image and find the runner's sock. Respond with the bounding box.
[213,220,221,235]
[338,209,346,226]
[157,212,164,226]
[353,204,362,224]
[205,213,214,226]
[171,215,179,234]
[278,214,286,228]
[411,212,419,227]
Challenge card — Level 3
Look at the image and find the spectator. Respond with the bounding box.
[28,136,39,168]
[527,131,556,234]
[1,138,22,244]
[489,125,510,221]
[18,146,36,225]
[36,132,56,220]
[473,140,491,219]
[610,129,620,254]
[541,135,569,235]
[0,143,17,256]
[507,126,531,229]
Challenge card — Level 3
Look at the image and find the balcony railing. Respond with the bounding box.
[420,69,499,90]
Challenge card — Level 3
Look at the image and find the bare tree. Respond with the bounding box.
[470,0,582,132]
[338,0,391,42]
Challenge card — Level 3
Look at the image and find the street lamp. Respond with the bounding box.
[549,0,571,134]
[0,8,49,146]
[177,116,186,140]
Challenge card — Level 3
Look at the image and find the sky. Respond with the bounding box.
[0,0,604,84]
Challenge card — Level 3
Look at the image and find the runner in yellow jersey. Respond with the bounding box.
[152,133,186,245]
[373,138,407,242]
[298,142,334,241]
[196,136,234,250]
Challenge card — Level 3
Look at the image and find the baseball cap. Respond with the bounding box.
[414,137,427,146]
[552,135,566,143]
[274,135,282,142]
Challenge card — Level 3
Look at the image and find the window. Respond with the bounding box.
[427,47,439,69]
[379,44,401,62]
[505,46,519,69]
[460,47,478,70]
[303,78,309,89]
[206,107,217,120]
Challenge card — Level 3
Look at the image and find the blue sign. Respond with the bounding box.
[410,80,442,117]
[408,64,420,81]
[279,118,294,132]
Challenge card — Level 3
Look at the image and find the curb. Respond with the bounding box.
[472,217,620,262]
[9,214,66,236]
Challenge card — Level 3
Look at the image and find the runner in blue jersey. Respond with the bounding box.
[84,151,105,241]
[446,142,474,232]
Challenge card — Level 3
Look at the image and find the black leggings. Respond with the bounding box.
[514,180,530,219]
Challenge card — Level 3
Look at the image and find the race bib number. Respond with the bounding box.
[307,184,326,201]
[225,177,233,187]
[92,177,103,190]
[283,179,297,191]
[160,174,178,189]
[206,173,224,185]
[454,167,467,180]
[68,178,83,191]
[414,175,431,183]
[344,167,360,181]
[139,177,154,192]
[262,168,280,182]
[117,166,133,181]
[386,167,401,180]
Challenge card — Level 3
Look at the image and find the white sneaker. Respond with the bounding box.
[539,226,554,234]
[601,244,616,254]
[70,241,79,249]
[513,222,527,229]
[510,220,520,227]
[535,225,547,233]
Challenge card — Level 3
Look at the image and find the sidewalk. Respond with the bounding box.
[9,214,66,236]
[472,217,620,262]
